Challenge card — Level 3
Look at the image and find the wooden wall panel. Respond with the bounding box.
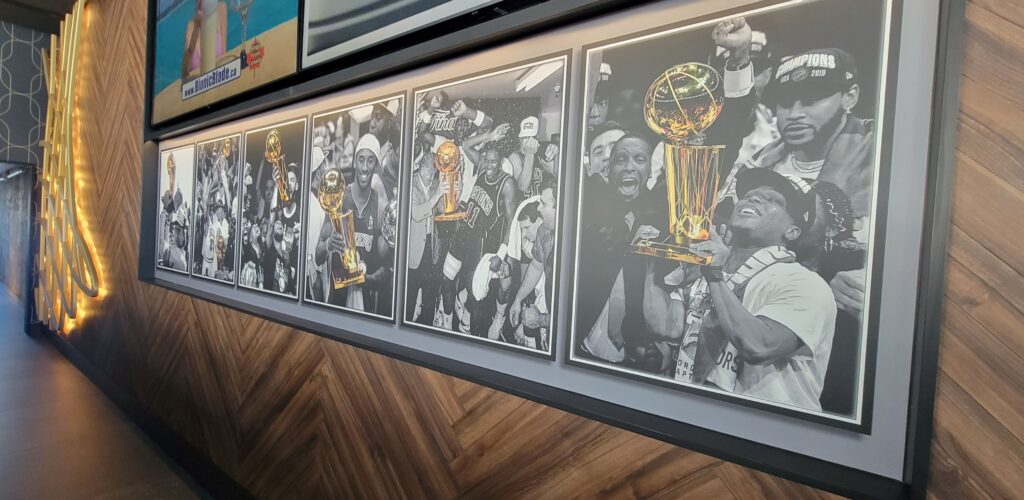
[0,171,31,303]
[56,0,1024,497]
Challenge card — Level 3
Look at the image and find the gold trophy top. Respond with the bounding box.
[222,138,233,158]
[435,140,461,174]
[265,129,285,165]
[317,168,346,217]
[644,63,724,145]
[166,153,176,186]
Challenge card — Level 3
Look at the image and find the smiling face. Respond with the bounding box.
[272,219,284,241]
[730,186,801,246]
[588,128,625,178]
[608,136,651,202]
[481,149,502,181]
[354,148,378,189]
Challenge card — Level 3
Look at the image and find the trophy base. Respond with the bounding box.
[331,272,365,290]
[435,211,467,222]
[632,239,711,265]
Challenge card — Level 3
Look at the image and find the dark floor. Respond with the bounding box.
[0,288,201,499]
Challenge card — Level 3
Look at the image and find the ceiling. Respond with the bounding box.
[0,0,75,34]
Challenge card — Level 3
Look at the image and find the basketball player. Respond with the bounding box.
[316,134,392,315]
[501,116,559,198]
[435,142,519,335]
[160,154,189,271]
[641,169,835,412]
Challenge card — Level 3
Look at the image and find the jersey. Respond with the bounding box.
[343,186,380,271]
[463,172,511,247]
[503,151,550,198]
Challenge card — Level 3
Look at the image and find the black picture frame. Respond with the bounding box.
[398,50,573,361]
[562,0,899,434]
[136,0,966,498]
[190,133,243,287]
[236,116,308,301]
[299,91,408,325]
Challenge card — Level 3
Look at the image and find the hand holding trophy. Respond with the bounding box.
[434,140,467,221]
[317,168,365,289]
[265,129,290,204]
[632,62,725,265]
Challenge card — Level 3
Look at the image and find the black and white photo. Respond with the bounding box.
[304,95,404,320]
[403,55,569,357]
[569,0,891,426]
[239,118,307,298]
[157,145,196,274]
[191,134,241,284]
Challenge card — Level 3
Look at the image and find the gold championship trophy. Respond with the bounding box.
[265,129,291,204]
[167,153,176,190]
[215,234,226,269]
[434,140,467,221]
[633,63,726,265]
[317,169,365,289]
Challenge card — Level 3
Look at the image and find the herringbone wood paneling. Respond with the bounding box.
[55,0,1024,498]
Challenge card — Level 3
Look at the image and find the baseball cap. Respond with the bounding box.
[735,168,815,232]
[765,48,858,105]
[519,116,539,138]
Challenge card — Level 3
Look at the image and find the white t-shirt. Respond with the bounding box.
[732,262,837,412]
[581,270,626,363]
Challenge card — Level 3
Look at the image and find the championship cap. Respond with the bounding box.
[765,48,858,105]
[519,116,539,138]
[735,168,815,232]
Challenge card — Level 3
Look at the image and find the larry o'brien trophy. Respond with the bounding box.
[265,129,291,204]
[317,169,365,289]
[633,62,725,265]
[434,140,467,221]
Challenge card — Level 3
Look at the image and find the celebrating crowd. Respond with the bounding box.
[574,17,875,415]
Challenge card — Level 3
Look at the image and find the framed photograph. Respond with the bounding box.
[150,0,299,125]
[301,0,500,69]
[568,0,894,430]
[401,53,570,358]
[238,118,307,299]
[156,144,196,274]
[303,95,405,321]
[191,134,242,284]
[140,0,962,495]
